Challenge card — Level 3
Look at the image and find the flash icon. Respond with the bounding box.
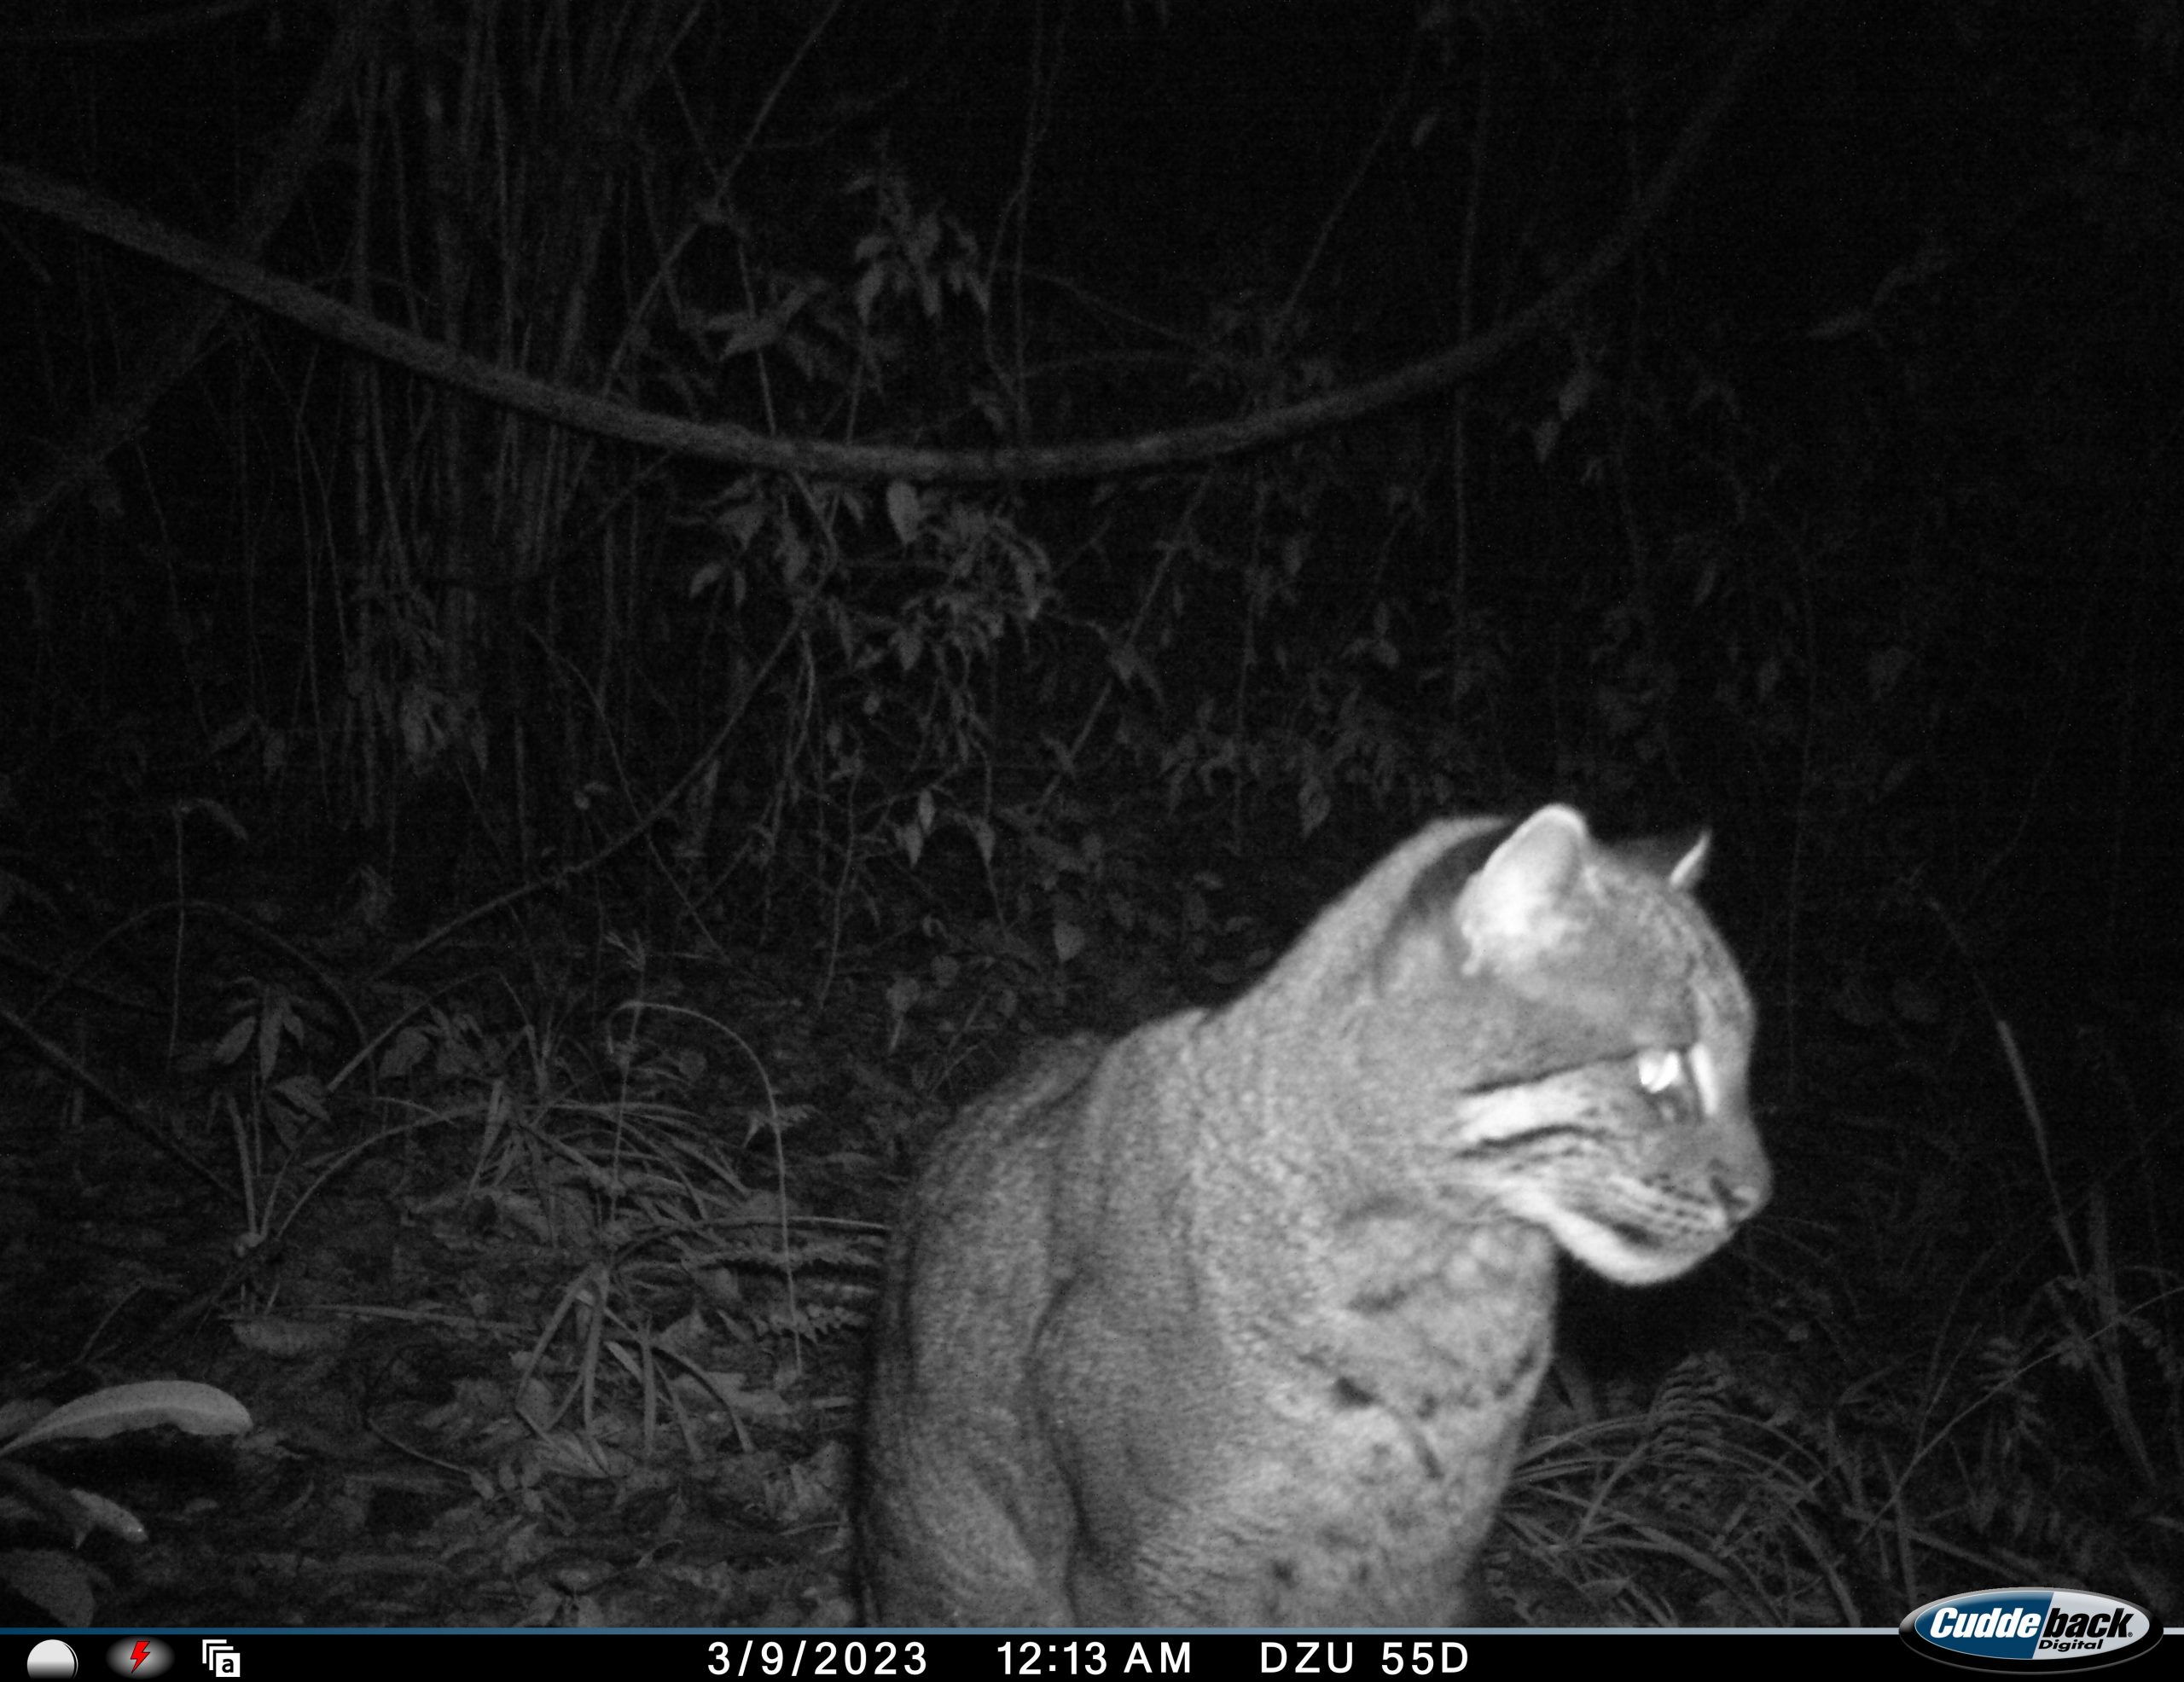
[101,1642,170,1679]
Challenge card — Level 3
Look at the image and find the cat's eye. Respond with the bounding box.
[1635,1047,1689,1096]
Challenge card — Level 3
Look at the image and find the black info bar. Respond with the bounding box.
[12,1627,1917,1682]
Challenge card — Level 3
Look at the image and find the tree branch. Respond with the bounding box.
[0,0,1799,495]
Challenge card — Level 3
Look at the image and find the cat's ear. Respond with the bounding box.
[1668,830,1711,890]
[1457,804,1589,965]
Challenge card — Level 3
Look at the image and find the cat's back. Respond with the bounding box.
[862,1024,1204,1625]
[879,1035,1102,1325]
[875,1019,1209,1341]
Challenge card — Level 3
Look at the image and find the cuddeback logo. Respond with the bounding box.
[1900,1587,2164,1671]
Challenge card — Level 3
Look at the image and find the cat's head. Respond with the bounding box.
[1362,804,1769,1285]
